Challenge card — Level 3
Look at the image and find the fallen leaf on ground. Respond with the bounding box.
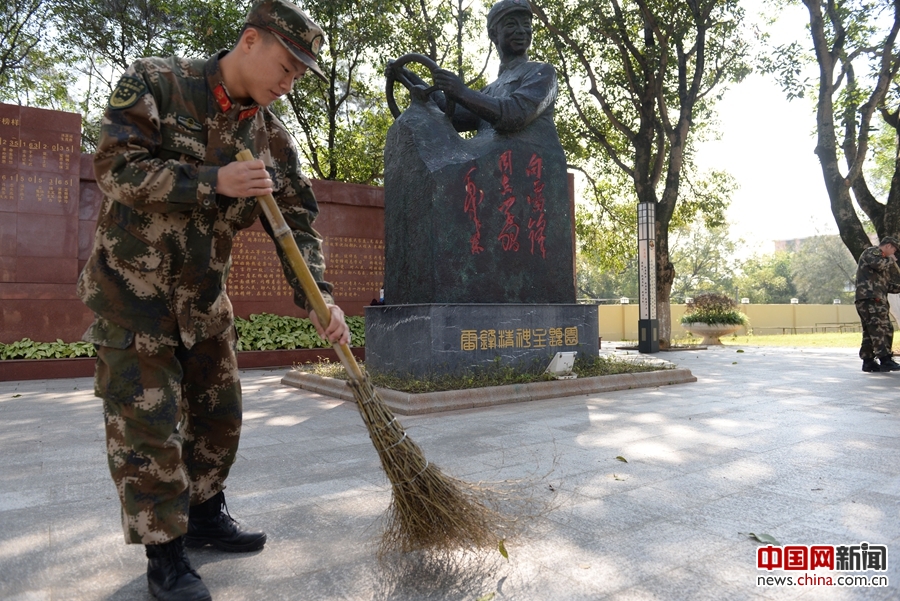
[741,532,781,546]
[615,455,628,463]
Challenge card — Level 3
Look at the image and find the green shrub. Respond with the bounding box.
[0,338,97,360]
[680,292,748,326]
[234,313,365,351]
[1,314,366,359]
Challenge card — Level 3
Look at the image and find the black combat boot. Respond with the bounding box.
[185,491,267,552]
[145,536,211,601]
[862,358,880,372]
[878,356,900,372]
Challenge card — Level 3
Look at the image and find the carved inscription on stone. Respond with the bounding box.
[226,227,384,305]
[0,106,80,215]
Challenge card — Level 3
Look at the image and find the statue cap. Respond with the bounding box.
[487,0,533,31]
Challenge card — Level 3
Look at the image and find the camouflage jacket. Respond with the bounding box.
[855,246,900,302]
[77,52,334,349]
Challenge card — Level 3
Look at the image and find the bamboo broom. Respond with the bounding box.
[235,149,507,555]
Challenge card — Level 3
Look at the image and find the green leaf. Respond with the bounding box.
[736,349,744,353]
[615,455,628,463]
[498,539,508,559]
[12,394,21,398]
[476,593,495,601]
[742,532,781,546]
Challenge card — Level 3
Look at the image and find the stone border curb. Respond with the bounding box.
[281,366,696,415]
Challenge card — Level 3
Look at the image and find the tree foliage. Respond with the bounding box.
[734,251,797,304]
[0,0,74,108]
[531,0,750,346]
[766,0,900,261]
[790,234,857,303]
[669,224,739,300]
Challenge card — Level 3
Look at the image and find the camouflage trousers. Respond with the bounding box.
[92,320,242,545]
[856,299,895,360]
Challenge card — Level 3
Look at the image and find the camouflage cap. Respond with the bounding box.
[246,0,326,82]
[881,235,900,249]
[487,0,533,32]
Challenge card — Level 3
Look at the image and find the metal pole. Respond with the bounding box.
[637,201,659,353]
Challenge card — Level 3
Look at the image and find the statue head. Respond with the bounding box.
[486,0,533,60]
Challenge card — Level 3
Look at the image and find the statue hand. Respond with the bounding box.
[431,68,466,100]
[409,84,432,103]
[384,59,396,79]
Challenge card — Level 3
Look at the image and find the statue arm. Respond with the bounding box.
[433,68,501,128]
[434,63,559,133]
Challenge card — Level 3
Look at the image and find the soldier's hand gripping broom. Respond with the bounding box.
[236,149,507,555]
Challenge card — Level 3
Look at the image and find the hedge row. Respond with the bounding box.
[0,313,365,359]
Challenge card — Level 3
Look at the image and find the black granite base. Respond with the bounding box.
[364,304,599,378]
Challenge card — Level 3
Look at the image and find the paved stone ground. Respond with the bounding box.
[1,345,898,600]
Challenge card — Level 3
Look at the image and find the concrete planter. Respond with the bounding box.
[682,322,742,345]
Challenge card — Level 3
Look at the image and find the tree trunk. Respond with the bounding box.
[804,0,897,261]
[655,226,675,349]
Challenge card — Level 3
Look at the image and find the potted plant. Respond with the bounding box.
[680,292,748,345]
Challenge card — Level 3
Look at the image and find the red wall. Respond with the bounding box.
[0,104,384,343]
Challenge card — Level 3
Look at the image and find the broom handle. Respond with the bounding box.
[235,149,365,383]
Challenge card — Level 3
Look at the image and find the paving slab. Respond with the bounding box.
[0,344,898,600]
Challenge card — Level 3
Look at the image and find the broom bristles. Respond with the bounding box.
[347,376,510,555]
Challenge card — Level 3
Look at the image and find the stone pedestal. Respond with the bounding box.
[365,303,598,378]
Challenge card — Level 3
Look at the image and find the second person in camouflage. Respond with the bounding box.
[854,236,900,372]
[77,1,350,600]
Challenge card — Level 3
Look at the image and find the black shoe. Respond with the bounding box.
[862,359,880,372]
[878,356,900,372]
[146,537,211,601]
[185,491,266,552]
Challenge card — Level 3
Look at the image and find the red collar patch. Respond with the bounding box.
[214,83,258,120]
[239,106,259,121]
[213,84,232,113]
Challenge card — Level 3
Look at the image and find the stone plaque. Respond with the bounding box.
[365,303,598,378]
[0,104,81,284]
[225,179,385,318]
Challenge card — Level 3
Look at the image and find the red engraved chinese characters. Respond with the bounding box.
[526,153,547,258]
[497,150,520,252]
[463,166,484,254]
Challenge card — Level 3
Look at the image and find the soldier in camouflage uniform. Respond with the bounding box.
[76,1,349,599]
[855,236,900,372]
